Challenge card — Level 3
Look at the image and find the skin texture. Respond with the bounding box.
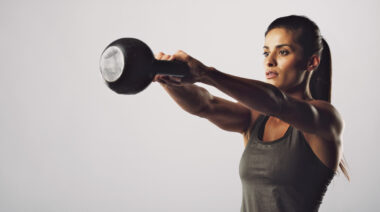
[154,28,343,172]
[263,28,312,94]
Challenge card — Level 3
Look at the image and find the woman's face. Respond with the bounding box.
[263,27,307,91]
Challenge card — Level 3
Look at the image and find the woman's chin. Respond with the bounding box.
[265,79,276,85]
[266,80,282,89]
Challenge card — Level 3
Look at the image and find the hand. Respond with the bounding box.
[153,50,213,86]
[153,52,183,87]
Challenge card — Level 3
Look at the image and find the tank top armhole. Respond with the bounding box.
[245,113,266,146]
[298,130,337,176]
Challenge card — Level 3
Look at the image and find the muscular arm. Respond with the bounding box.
[158,82,252,134]
[160,83,211,115]
[200,68,344,141]
[200,69,283,117]
[154,50,343,142]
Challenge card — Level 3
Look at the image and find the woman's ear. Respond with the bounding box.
[306,55,321,71]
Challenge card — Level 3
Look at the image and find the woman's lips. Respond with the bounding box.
[266,72,278,79]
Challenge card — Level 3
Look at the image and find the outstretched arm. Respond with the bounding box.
[170,50,344,141]
[157,82,252,134]
[199,68,343,140]
[154,52,253,135]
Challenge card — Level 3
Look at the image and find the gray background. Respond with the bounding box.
[0,0,377,211]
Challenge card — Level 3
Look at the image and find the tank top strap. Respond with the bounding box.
[247,114,267,146]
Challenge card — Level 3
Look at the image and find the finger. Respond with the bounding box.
[155,74,167,82]
[153,74,161,82]
[162,54,171,60]
[157,76,169,84]
[168,76,182,83]
[157,79,167,85]
[160,76,182,86]
[158,78,171,86]
[154,74,166,82]
[154,52,165,60]
[155,52,165,60]
[164,80,182,86]
[168,77,183,86]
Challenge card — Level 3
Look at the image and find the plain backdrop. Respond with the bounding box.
[0,0,378,211]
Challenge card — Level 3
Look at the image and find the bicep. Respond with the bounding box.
[197,96,253,134]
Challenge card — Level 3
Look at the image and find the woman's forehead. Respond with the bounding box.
[264,28,300,47]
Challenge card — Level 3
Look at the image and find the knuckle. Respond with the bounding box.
[171,54,179,59]
[155,52,165,59]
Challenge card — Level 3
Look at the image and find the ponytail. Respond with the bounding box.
[310,38,351,182]
[309,38,332,102]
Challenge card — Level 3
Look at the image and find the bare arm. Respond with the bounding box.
[154,52,252,134]
[159,82,211,115]
[199,69,343,141]
[169,50,344,142]
[156,80,252,134]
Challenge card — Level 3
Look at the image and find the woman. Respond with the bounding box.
[153,15,350,212]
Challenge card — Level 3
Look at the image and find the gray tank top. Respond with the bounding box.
[239,114,336,212]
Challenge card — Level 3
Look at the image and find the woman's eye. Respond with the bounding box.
[263,52,269,57]
[279,50,289,55]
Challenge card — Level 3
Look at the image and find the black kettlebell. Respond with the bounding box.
[99,38,190,94]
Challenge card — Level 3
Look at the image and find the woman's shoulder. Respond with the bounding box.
[303,99,344,144]
[308,99,344,130]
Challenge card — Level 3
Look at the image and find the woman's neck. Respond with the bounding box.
[283,73,314,101]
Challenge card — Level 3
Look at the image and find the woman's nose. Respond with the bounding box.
[265,53,277,67]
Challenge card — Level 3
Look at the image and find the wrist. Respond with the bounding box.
[198,66,218,85]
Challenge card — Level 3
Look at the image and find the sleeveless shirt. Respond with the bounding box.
[239,114,336,212]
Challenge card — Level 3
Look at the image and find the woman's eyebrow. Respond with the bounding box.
[263,44,293,49]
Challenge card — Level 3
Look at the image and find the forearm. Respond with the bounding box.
[160,83,213,115]
[199,68,285,116]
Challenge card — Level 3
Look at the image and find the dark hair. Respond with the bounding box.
[265,15,350,181]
